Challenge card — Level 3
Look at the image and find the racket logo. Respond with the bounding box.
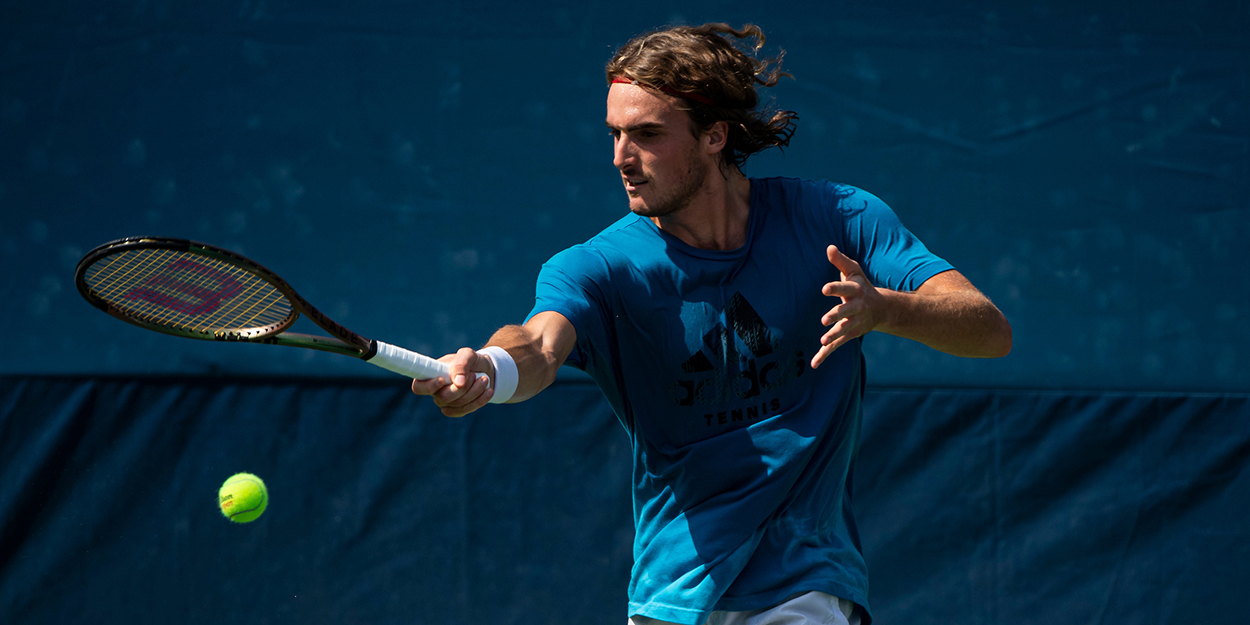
[123,258,245,316]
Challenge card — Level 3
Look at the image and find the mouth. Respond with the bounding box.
[623,176,647,192]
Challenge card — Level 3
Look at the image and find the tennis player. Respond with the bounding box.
[412,23,1011,625]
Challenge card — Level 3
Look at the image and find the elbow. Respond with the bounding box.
[988,316,1013,358]
[960,310,1012,359]
[991,333,1012,358]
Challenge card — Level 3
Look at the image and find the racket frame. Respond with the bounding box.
[74,237,378,360]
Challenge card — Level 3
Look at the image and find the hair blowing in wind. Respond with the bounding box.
[605,23,799,169]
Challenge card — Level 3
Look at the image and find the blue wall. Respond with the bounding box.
[2,378,1246,624]
[2,0,1246,390]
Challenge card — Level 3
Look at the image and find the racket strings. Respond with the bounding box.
[84,248,295,333]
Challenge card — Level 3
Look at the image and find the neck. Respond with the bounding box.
[652,168,752,251]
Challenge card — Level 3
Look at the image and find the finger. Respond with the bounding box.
[820,318,856,347]
[439,372,494,418]
[448,346,478,388]
[825,245,864,279]
[410,376,448,396]
[821,280,863,299]
[410,352,458,396]
[821,303,849,327]
[822,293,871,324]
[811,326,856,368]
[811,342,837,368]
[458,376,496,415]
[431,382,470,406]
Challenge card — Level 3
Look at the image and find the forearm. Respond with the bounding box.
[875,286,1012,358]
[483,312,576,402]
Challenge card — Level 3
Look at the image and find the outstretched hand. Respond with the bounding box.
[813,245,885,368]
[410,346,495,417]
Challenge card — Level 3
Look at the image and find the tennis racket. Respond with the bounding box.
[74,236,484,383]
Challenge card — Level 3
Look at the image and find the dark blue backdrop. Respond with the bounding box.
[2,378,1247,624]
[2,1,1249,623]
[2,0,1246,390]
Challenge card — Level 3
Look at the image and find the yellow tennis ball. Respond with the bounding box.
[218,472,268,523]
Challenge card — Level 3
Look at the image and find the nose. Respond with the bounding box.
[613,134,635,171]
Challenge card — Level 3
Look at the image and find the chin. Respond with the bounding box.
[626,195,679,218]
[625,194,650,215]
[628,203,669,218]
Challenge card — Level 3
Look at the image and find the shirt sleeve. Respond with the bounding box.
[831,184,953,292]
[525,245,610,370]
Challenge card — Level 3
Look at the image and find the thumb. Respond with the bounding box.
[450,346,478,387]
[826,245,863,278]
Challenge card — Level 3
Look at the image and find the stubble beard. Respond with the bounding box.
[626,153,710,219]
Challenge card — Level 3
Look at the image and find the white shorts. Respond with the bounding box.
[629,591,862,625]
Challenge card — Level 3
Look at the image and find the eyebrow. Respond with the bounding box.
[605,120,665,132]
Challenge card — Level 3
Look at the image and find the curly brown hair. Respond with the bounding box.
[605,23,798,170]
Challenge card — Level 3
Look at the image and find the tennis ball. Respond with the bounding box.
[218,472,268,523]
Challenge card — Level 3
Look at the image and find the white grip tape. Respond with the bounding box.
[368,341,450,379]
[368,341,489,386]
[478,346,518,404]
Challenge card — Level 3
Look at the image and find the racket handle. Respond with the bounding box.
[368,341,490,386]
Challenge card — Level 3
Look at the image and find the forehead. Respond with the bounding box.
[605,83,689,128]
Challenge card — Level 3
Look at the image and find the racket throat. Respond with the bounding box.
[261,332,368,357]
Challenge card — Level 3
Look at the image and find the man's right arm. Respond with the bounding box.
[410,311,578,418]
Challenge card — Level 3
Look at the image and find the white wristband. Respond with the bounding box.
[478,346,518,404]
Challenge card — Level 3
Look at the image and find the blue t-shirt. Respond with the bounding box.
[526,177,952,624]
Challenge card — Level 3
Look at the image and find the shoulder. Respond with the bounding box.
[751,177,896,228]
[751,177,873,209]
[544,213,654,274]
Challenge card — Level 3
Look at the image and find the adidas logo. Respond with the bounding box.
[673,292,805,417]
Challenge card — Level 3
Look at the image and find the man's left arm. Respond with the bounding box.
[813,245,1012,368]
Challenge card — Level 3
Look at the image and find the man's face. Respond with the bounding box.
[605,83,713,218]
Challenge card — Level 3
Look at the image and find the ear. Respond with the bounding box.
[702,120,729,155]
